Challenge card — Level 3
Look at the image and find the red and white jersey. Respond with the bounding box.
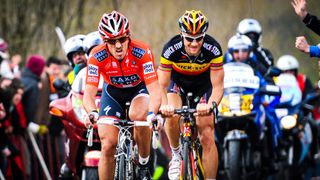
[86,39,158,88]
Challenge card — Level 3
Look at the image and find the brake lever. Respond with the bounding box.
[87,125,93,147]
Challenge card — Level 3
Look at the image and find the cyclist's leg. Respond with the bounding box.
[130,93,150,158]
[165,81,182,150]
[165,92,182,149]
[98,124,119,179]
[164,82,182,180]
[196,114,218,179]
[98,84,124,179]
[129,85,152,178]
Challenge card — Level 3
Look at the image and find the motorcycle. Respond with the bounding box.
[49,68,103,179]
[216,62,281,180]
[275,73,319,179]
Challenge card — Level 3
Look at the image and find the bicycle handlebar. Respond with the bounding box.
[97,118,151,127]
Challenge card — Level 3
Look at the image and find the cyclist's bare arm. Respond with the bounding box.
[145,81,161,114]
[157,69,171,106]
[83,84,98,113]
[208,68,224,106]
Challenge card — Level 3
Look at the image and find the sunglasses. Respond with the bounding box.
[105,36,129,45]
[183,34,205,43]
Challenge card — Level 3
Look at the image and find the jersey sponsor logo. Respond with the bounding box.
[143,62,155,74]
[163,42,183,59]
[94,49,108,62]
[88,64,98,76]
[110,74,140,85]
[131,47,146,59]
[87,77,99,83]
[203,43,221,56]
[103,105,111,115]
[175,63,209,71]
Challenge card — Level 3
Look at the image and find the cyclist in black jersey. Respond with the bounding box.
[158,10,224,180]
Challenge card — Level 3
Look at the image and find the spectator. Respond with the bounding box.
[20,55,48,135]
[0,38,14,79]
[292,0,320,57]
[291,0,320,36]
[34,56,64,178]
[295,36,320,58]
[10,54,22,78]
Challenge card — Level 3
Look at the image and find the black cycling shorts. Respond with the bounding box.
[167,80,212,108]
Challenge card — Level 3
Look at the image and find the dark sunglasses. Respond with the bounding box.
[183,34,205,43]
[105,36,129,45]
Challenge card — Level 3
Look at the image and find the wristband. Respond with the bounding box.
[147,111,155,123]
[88,110,99,121]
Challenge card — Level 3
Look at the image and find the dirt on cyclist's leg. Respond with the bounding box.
[98,124,118,180]
[197,115,218,178]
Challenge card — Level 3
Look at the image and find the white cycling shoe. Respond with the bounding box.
[168,156,181,180]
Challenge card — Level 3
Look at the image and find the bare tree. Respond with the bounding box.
[0,0,86,60]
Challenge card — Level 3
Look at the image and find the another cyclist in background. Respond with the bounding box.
[83,11,161,180]
[64,34,86,84]
[237,18,274,77]
[158,10,224,180]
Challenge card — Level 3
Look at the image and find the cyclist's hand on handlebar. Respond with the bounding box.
[147,112,163,131]
[159,104,175,117]
[84,110,99,128]
[195,103,212,116]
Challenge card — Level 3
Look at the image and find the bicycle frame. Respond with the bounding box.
[97,118,151,179]
[174,93,207,180]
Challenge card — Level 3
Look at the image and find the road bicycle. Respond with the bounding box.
[91,102,158,180]
[174,92,217,180]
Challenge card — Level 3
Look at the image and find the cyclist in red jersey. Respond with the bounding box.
[83,11,161,180]
[158,10,224,180]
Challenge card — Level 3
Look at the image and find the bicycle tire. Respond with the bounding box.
[118,154,126,180]
[183,141,194,180]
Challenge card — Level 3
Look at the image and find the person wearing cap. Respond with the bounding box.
[158,10,223,180]
[20,55,48,135]
[292,0,320,58]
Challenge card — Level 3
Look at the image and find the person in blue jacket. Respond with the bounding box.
[295,36,320,58]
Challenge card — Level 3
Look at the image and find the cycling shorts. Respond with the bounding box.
[167,80,212,108]
[99,83,149,119]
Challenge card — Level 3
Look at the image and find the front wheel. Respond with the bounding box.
[225,140,242,180]
[182,141,191,180]
[81,167,98,180]
[118,154,126,180]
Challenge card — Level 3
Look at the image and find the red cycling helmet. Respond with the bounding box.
[98,11,130,40]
